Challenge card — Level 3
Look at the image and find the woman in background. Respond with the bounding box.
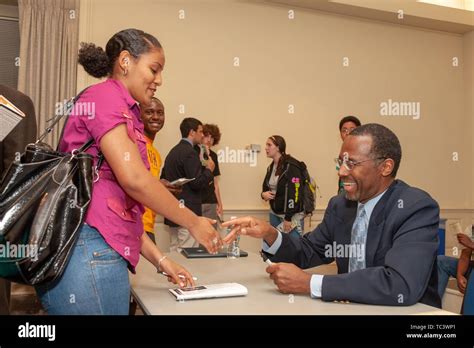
[261,135,305,240]
[35,28,222,315]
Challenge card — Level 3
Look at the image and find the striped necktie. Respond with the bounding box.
[348,205,367,272]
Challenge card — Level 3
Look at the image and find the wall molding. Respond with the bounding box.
[77,0,93,92]
[221,208,473,233]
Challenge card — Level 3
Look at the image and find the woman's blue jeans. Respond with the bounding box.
[35,224,130,315]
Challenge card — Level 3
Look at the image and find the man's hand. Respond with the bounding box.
[221,216,277,245]
[283,220,292,232]
[266,263,312,294]
[457,274,468,294]
[160,179,183,196]
[457,233,474,250]
[206,154,215,172]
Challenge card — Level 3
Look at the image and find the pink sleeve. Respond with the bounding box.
[78,87,136,147]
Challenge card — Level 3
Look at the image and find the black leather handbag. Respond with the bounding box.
[0,92,101,285]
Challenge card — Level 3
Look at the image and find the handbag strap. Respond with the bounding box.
[37,88,104,171]
[76,138,105,173]
[77,138,94,153]
[36,88,89,145]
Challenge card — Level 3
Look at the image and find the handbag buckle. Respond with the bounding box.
[69,148,79,162]
[93,166,100,183]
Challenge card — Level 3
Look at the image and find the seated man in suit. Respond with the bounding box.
[223,123,441,307]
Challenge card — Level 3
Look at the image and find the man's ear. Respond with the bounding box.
[381,158,395,177]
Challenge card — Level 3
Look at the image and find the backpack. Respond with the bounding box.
[294,160,317,216]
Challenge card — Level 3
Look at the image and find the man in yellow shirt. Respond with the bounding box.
[140,97,181,243]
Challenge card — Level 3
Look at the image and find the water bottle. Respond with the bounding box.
[200,144,209,167]
[226,216,240,259]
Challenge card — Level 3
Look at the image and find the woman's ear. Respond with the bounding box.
[118,50,132,75]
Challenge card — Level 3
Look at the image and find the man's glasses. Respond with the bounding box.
[334,157,386,171]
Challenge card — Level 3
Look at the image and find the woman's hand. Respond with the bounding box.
[159,257,195,288]
[216,204,223,217]
[261,191,275,201]
[188,217,222,254]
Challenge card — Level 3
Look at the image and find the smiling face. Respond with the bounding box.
[120,47,165,105]
[140,99,165,139]
[338,135,393,203]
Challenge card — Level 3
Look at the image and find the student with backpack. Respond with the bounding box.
[261,135,313,240]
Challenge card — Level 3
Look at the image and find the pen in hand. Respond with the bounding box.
[260,251,273,266]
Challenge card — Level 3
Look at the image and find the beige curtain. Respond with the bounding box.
[17,0,80,147]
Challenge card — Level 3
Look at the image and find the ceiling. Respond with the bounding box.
[261,0,474,34]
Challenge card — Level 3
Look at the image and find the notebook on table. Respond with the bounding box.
[169,283,248,301]
[181,247,248,258]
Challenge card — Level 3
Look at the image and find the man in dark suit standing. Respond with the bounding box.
[161,117,215,251]
[223,123,441,308]
[0,84,37,315]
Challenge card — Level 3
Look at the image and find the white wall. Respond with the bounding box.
[77,0,473,212]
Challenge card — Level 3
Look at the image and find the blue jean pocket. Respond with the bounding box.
[91,247,122,264]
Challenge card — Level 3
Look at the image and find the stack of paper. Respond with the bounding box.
[0,95,25,141]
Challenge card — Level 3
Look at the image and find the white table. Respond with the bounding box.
[130,252,456,315]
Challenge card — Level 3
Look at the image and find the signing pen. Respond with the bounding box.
[259,251,273,266]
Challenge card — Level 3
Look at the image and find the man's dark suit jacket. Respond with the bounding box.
[161,139,213,227]
[0,84,37,175]
[0,85,37,315]
[269,179,441,308]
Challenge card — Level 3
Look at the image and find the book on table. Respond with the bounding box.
[169,283,248,301]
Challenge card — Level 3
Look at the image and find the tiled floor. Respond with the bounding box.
[10,283,45,315]
[9,283,144,315]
